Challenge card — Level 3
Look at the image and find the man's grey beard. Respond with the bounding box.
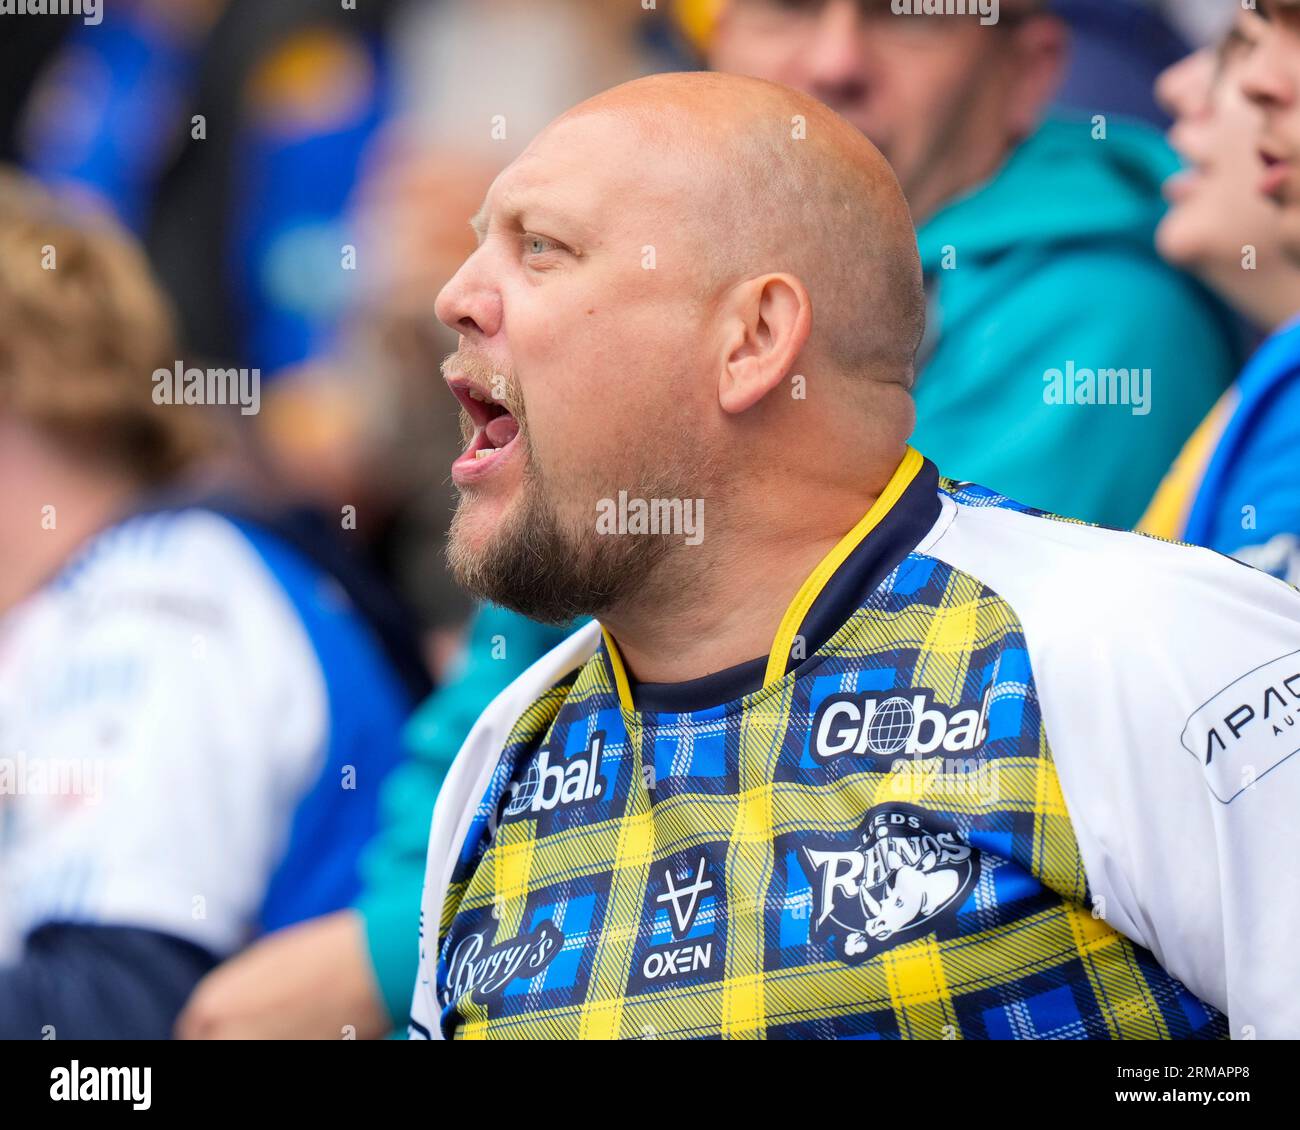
[446,456,673,625]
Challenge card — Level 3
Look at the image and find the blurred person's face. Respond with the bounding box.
[1239,2,1300,255]
[1156,36,1281,282]
[434,112,720,623]
[708,0,1065,223]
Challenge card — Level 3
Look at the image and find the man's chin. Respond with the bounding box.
[449,490,518,552]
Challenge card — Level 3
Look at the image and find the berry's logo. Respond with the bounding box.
[442,921,563,1005]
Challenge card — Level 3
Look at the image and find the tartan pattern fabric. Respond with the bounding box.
[436,515,1226,1040]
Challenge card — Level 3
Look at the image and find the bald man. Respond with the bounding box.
[411,73,1300,1041]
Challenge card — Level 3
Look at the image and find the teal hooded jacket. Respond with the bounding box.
[912,116,1240,528]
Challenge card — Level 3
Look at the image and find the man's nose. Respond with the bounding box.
[804,0,870,103]
[435,251,503,339]
[1155,49,1212,121]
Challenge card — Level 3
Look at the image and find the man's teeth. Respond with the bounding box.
[468,388,491,403]
[474,447,498,459]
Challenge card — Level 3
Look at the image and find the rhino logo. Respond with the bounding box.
[800,804,979,963]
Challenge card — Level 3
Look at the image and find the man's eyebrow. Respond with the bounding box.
[468,193,584,244]
[467,199,523,242]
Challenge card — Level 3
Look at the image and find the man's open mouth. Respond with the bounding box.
[1260,145,1292,200]
[447,378,523,482]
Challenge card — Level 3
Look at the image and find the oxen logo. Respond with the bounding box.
[799,804,978,962]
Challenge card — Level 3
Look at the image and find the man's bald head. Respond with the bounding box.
[437,72,923,625]
[544,72,927,383]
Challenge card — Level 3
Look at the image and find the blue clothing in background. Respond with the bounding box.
[1051,0,1191,129]
[1184,320,1300,584]
[913,115,1239,528]
[22,5,388,376]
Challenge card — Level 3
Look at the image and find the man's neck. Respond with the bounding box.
[597,448,908,687]
[1211,262,1300,335]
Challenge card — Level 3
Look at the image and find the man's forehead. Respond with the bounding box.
[472,111,687,232]
[471,164,602,241]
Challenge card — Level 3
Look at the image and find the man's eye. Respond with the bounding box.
[524,234,560,255]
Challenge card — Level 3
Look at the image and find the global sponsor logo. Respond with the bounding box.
[504,730,606,818]
[1181,650,1300,803]
[800,804,978,963]
[442,920,563,1004]
[811,686,990,761]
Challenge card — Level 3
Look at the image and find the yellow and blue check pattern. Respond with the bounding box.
[435,481,1226,1040]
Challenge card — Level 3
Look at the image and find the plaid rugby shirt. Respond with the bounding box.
[411,448,1300,1039]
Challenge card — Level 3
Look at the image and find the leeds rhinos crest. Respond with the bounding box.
[800,804,979,962]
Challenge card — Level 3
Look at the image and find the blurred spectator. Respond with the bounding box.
[176,604,574,1039]
[0,171,427,1038]
[1242,0,1300,258]
[0,10,75,164]
[18,1,468,671]
[1141,3,1300,584]
[1158,0,1238,51]
[677,1,1234,126]
[19,0,389,376]
[698,0,1240,528]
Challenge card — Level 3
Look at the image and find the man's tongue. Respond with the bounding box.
[484,413,519,449]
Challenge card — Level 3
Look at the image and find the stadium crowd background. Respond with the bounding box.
[0,0,1296,1039]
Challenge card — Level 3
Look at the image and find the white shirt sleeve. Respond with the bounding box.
[407,620,602,1040]
[0,512,327,958]
[932,502,1300,1038]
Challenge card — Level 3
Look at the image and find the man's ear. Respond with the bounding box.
[1006,16,1069,139]
[717,273,812,415]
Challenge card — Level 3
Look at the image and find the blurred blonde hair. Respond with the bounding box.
[0,169,210,483]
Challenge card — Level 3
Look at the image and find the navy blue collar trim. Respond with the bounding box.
[631,655,769,714]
